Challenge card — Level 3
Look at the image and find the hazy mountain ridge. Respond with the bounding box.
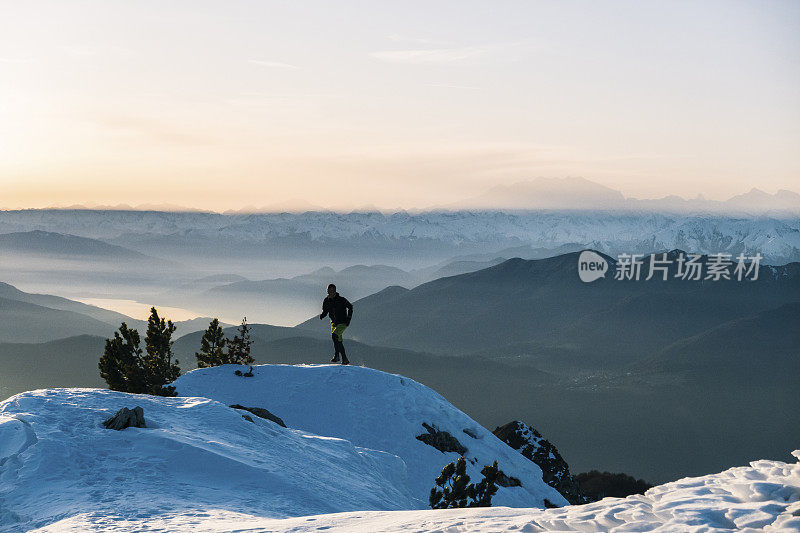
[631,301,800,382]
[0,296,122,343]
[0,334,107,399]
[0,281,232,342]
[22,178,800,215]
[446,178,800,214]
[2,207,799,265]
[298,250,800,359]
[0,230,151,260]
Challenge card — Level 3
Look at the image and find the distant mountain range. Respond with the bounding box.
[632,301,800,383]
[297,250,800,369]
[0,230,152,260]
[0,281,225,343]
[29,178,800,214]
[0,334,107,399]
[155,261,515,325]
[2,201,798,267]
[444,177,800,214]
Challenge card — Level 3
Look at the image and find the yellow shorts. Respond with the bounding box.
[331,323,348,342]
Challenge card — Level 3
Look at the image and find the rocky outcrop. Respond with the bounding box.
[229,405,286,427]
[493,420,585,504]
[416,422,467,455]
[496,471,522,487]
[102,407,146,431]
[575,470,653,501]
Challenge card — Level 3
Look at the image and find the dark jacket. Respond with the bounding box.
[320,293,353,326]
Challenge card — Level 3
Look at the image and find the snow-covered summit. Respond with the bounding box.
[174,364,568,509]
[0,364,566,532]
[0,386,416,531]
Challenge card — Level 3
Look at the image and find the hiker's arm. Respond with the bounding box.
[345,299,353,323]
[320,301,328,320]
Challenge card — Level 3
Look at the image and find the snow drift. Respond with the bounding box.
[173,364,568,508]
[21,453,800,532]
[0,386,416,531]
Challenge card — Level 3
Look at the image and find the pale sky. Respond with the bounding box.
[1,0,798,211]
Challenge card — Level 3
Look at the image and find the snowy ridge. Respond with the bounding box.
[0,386,417,532]
[174,364,567,509]
[2,210,799,263]
[0,365,564,532]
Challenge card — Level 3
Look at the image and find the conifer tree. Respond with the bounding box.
[226,317,254,366]
[99,322,146,393]
[466,460,500,507]
[429,456,500,509]
[143,307,181,396]
[195,318,227,368]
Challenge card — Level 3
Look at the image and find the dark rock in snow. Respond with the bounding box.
[103,406,146,431]
[493,420,586,504]
[496,471,522,487]
[416,422,467,455]
[229,404,286,427]
[462,428,480,439]
[234,366,255,377]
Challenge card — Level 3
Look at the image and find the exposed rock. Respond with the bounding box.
[241,414,254,423]
[416,422,467,455]
[229,405,286,427]
[234,366,255,377]
[496,471,522,487]
[103,407,146,431]
[462,428,479,439]
[493,420,586,504]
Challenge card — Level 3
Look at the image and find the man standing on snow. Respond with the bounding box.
[319,283,353,365]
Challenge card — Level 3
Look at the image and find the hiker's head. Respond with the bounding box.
[326,283,336,296]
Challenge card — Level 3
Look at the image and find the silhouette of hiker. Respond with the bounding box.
[319,283,353,365]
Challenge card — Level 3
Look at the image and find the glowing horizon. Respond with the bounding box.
[1,1,798,212]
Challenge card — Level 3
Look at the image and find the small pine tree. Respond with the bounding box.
[143,307,181,396]
[466,460,500,507]
[226,317,254,366]
[195,318,227,368]
[99,322,147,393]
[429,456,500,509]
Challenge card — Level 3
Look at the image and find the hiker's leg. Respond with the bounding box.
[330,330,340,361]
[332,324,349,364]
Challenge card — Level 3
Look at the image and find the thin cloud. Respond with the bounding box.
[370,41,534,65]
[370,46,491,64]
[388,35,452,46]
[248,59,301,69]
[429,83,483,90]
[83,113,218,146]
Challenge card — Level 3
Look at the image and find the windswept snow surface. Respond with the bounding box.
[174,364,567,509]
[0,387,416,532]
[23,452,800,532]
